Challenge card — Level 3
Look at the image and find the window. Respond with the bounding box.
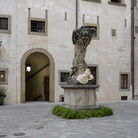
[121,96,127,100]
[58,70,70,85]
[61,72,70,82]
[0,18,8,30]
[31,20,45,33]
[121,74,128,89]
[0,69,8,85]
[0,15,11,34]
[88,67,97,85]
[111,0,121,3]
[119,72,130,91]
[28,17,48,36]
[108,0,126,7]
[87,65,99,85]
[83,23,99,39]
[112,29,116,36]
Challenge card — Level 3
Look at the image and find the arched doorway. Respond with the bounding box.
[21,48,55,103]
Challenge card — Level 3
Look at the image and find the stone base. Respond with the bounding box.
[61,85,100,110]
[62,104,99,110]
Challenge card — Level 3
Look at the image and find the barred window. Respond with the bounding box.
[60,72,70,82]
[0,18,8,30]
[58,71,70,84]
[108,0,126,7]
[28,17,47,36]
[121,74,128,89]
[111,0,121,3]
[31,20,45,33]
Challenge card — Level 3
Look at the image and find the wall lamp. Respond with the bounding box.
[0,39,2,46]
[26,63,31,72]
[26,57,31,72]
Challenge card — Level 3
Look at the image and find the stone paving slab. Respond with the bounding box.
[0,101,138,138]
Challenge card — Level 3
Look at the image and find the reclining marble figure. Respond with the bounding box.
[76,69,94,84]
[67,26,96,84]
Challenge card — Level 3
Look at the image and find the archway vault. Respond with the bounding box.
[21,48,55,103]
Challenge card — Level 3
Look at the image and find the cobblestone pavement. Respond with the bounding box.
[0,101,138,138]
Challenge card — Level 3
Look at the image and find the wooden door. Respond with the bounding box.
[45,77,49,101]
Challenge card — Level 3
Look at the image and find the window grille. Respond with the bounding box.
[31,20,45,33]
[121,74,128,89]
[60,72,70,82]
[121,96,127,100]
[111,0,121,3]
[0,18,8,30]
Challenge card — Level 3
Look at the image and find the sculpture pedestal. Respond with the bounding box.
[61,85,100,110]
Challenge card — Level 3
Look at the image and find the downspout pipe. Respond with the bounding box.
[131,0,134,100]
[76,0,78,28]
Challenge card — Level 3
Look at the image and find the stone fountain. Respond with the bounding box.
[61,26,100,110]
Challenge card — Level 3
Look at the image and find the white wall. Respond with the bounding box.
[0,0,132,104]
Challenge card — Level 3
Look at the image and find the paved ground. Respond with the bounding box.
[0,101,138,138]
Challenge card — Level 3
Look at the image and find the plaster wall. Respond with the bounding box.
[0,0,132,104]
[79,0,132,101]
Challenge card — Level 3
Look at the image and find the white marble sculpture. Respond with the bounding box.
[76,68,94,84]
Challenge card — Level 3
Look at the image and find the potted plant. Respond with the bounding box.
[0,86,7,106]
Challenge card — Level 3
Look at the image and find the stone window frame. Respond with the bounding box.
[119,72,130,91]
[28,17,48,36]
[83,23,100,40]
[108,0,126,7]
[58,70,71,85]
[82,0,101,3]
[87,64,99,85]
[0,15,11,34]
[0,68,8,85]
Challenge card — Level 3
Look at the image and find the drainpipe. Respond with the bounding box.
[76,0,78,28]
[131,0,134,100]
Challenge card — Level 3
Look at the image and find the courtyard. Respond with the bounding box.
[0,101,138,138]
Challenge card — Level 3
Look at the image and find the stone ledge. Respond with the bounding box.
[108,2,126,7]
[62,104,99,110]
[61,84,100,89]
[82,0,101,3]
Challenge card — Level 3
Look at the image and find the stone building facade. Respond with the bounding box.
[0,0,133,104]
